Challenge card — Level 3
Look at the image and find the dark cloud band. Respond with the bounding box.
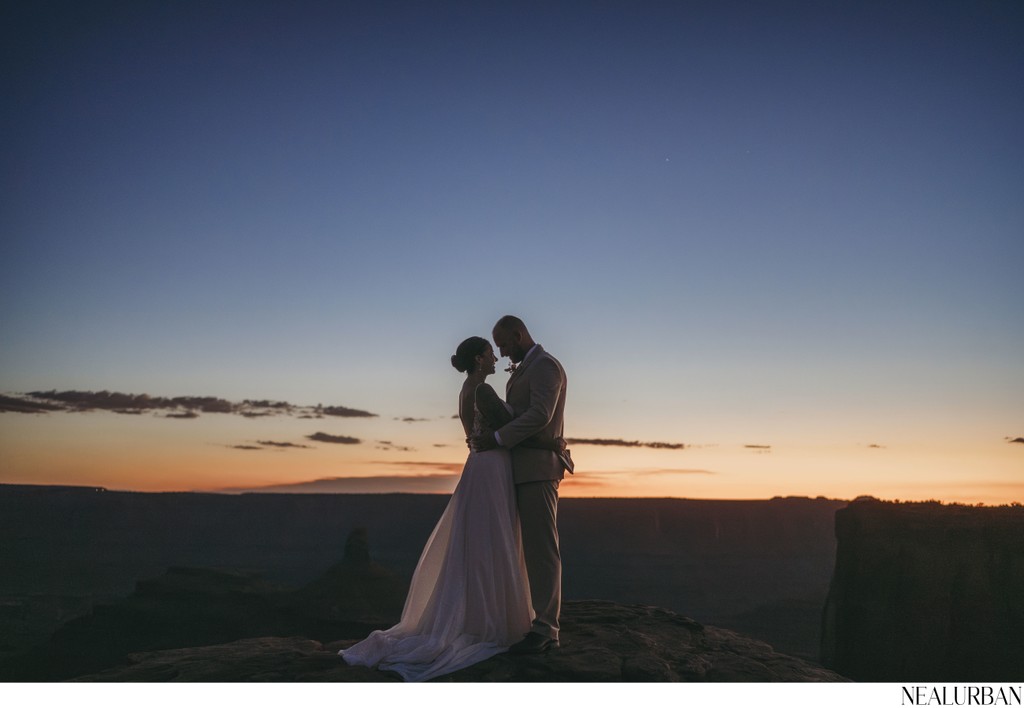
[566,437,686,450]
[6,390,376,420]
[306,432,361,445]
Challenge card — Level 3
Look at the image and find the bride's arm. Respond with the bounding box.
[474,383,512,430]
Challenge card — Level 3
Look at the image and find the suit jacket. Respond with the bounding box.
[497,344,568,484]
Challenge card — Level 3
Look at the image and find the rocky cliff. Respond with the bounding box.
[0,486,845,661]
[2,526,844,682]
[821,498,1024,681]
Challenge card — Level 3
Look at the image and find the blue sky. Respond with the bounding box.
[1,1,1022,500]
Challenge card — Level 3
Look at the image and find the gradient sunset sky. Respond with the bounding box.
[2,1,1022,503]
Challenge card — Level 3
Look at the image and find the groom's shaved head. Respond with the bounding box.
[494,315,528,336]
[493,315,535,364]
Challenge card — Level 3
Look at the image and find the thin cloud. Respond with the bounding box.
[396,417,431,423]
[256,440,312,449]
[632,468,717,476]
[371,461,465,474]
[376,441,415,452]
[217,474,459,494]
[241,399,292,410]
[560,476,615,489]
[165,411,199,419]
[230,445,263,451]
[568,468,716,483]
[566,437,686,450]
[319,405,376,418]
[0,394,65,413]
[745,445,771,453]
[306,432,361,445]
[1008,437,1024,445]
[24,390,189,412]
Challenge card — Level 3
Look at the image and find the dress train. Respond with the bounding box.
[339,447,532,681]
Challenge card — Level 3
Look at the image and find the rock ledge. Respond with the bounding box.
[74,600,846,682]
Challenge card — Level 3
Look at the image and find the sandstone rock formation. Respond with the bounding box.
[821,498,1024,681]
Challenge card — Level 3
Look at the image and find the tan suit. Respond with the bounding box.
[496,344,568,640]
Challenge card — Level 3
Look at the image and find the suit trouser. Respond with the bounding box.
[516,479,561,640]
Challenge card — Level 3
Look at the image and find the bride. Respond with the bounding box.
[339,336,563,681]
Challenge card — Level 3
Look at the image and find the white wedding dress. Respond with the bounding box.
[339,405,533,681]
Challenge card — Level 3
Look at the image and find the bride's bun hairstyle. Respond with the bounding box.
[451,336,490,374]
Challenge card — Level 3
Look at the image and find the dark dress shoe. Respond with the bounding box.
[508,632,559,655]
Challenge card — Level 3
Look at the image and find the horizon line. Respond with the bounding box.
[3,482,1022,507]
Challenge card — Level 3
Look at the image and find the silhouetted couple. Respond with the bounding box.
[340,315,571,681]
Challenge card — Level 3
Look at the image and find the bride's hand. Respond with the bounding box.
[471,429,498,452]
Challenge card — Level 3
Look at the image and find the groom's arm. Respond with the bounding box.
[495,358,563,449]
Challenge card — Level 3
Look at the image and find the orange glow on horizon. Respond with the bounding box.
[1,409,1021,505]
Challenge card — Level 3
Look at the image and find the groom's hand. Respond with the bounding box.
[471,428,499,452]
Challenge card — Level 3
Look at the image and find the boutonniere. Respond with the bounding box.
[505,361,518,374]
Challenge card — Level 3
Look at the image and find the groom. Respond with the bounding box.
[473,315,569,654]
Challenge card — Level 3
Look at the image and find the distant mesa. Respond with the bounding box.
[307,432,361,445]
[566,437,686,450]
[221,474,459,494]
